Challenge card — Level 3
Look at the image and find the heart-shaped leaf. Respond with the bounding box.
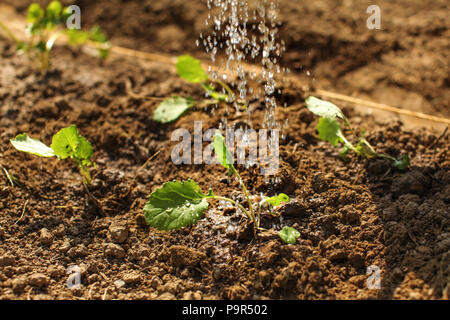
[176,55,209,84]
[153,96,195,123]
[317,117,343,147]
[306,96,345,119]
[144,180,213,230]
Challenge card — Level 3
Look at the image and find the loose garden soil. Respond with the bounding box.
[0,0,448,300]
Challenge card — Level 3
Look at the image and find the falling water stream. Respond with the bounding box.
[199,0,287,131]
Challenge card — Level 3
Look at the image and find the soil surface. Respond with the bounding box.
[0,1,449,300]
[4,0,449,120]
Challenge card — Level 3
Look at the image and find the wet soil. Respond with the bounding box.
[0,1,449,300]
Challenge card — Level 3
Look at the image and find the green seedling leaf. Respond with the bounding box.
[153,96,195,123]
[317,117,343,147]
[10,133,55,158]
[50,125,93,163]
[89,25,108,43]
[27,4,45,24]
[10,125,93,184]
[51,125,80,159]
[74,135,93,166]
[176,55,209,84]
[212,130,233,173]
[144,180,212,230]
[306,96,345,120]
[394,154,410,170]
[46,1,62,21]
[266,193,290,207]
[66,29,89,45]
[279,226,300,244]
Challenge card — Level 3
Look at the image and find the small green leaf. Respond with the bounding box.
[46,1,62,20]
[50,125,80,159]
[279,226,300,244]
[74,135,93,165]
[153,96,195,123]
[306,96,345,119]
[394,155,410,170]
[266,193,290,206]
[66,29,89,45]
[212,130,233,171]
[10,133,55,158]
[176,55,209,84]
[144,180,211,230]
[27,3,44,23]
[89,26,108,43]
[317,117,343,147]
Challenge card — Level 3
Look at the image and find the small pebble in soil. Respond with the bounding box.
[157,292,176,300]
[114,280,126,289]
[104,243,126,259]
[40,228,53,245]
[28,273,50,287]
[182,291,202,300]
[59,240,71,253]
[12,275,28,292]
[150,276,162,289]
[47,265,65,278]
[88,274,101,284]
[108,221,129,243]
[0,254,15,267]
[67,244,88,258]
[123,272,141,285]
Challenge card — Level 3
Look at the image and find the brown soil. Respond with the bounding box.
[6,0,448,119]
[0,1,449,300]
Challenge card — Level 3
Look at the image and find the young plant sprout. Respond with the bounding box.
[279,226,301,244]
[153,55,247,123]
[305,96,410,170]
[10,125,94,184]
[144,130,290,233]
[0,1,110,71]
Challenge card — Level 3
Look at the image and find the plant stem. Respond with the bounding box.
[377,153,396,161]
[337,132,357,153]
[209,195,252,221]
[215,79,235,100]
[215,80,248,110]
[232,167,257,227]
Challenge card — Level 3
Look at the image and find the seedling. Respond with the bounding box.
[279,226,300,244]
[153,55,247,123]
[10,125,94,184]
[144,130,289,231]
[305,96,410,170]
[0,1,110,71]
